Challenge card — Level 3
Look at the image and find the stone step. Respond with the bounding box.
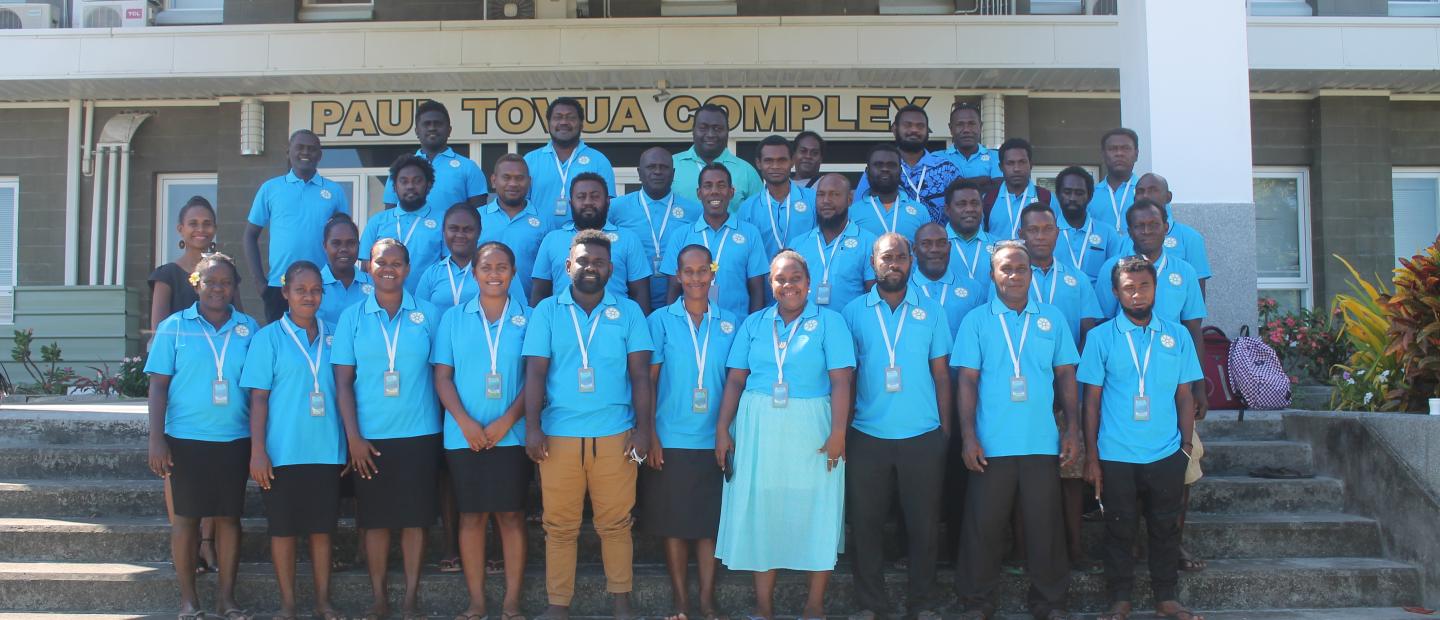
[0,410,149,447]
[1187,476,1343,513]
[0,610,1427,620]
[0,557,1419,616]
[1196,411,1287,442]
[1200,441,1313,476]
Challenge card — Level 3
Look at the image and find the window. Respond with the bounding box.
[1392,169,1440,263]
[155,0,223,25]
[1391,0,1440,17]
[154,175,218,267]
[299,0,374,21]
[1033,165,1101,195]
[320,170,389,232]
[0,179,15,324]
[1253,167,1312,310]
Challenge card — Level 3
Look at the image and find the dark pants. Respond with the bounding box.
[262,286,286,323]
[957,454,1069,615]
[1100,449,1188,604]
[942,424,968,561]
[846,427,946,613]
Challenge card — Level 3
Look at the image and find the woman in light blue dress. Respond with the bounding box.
[714,249,856,620]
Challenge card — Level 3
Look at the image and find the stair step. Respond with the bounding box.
[1196,411,1287,442]
[0,611,1428,620]
[0,410,149,447]
[1188,476,1343,513]
[1200,441,1313,476]
[0,445,151,479]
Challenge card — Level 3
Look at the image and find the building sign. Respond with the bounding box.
[293,90,958,143]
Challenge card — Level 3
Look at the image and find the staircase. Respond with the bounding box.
[0,407,1424,618]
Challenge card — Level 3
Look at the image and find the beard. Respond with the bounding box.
[876,271,908,293]
[869,177,900,196]
[897,136,926,153]
[573,209,606,230]
[816,210,846,229]
[572,273,606,295]
[398,196,426,211]
[1122,304,1154,322]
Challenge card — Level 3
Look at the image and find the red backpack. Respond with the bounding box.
[1202,327,1244,410]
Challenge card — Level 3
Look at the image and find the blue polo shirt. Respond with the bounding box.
[850,191,930,241]
[856,152,962,223]
[359,203,445,293]
[531,223,653,300]
[647,302,740,450]
[934,145,1002,180]
[726,302,856,399]
[329,292,441,440]
[950,298,1080,458]
[841,289,951,440]
[660,216,769,320]
[1095,253,1207,323]
[792,221,877,311]
[736,182,818,259]
[986,182,1040,240]
[478,200,556,299]
[946,227,998,299]
[524,141,616,225]
[1077,315,1204,464]
[521,287,654,438]
[1002,261,1105,348]
[1054,213,1121,286]
[671,147,764,213]
[1119,216,1212,279]
[1088,176,1138,234]
[382,147,488,209]
[609,191,701,308]
[432,299,531,449]
[239,315,345,466]
[318,265,372,327]
[911,269,983,342]
[145,304,259,442]
[247,171,351,287]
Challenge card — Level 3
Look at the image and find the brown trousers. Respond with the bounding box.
[539,431,637,606]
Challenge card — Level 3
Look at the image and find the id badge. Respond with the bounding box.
[772,381,789,408]
[554,198,569,217]
[1133,395,1151,421]
[816,282,832,305]
[1009,375,1028,402]
[652,255,663,272]
[383,371,401,397]
[309,391,326,417]
[485,373,503,399]
[211,380,229,406]
[692,387,709,413]
[884,366,902,393]
[578,367,596,393]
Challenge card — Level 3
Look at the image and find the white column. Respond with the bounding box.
[981,92,1005,149]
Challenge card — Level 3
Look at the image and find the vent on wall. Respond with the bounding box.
[0,4,57,28]
[486,0,535,18]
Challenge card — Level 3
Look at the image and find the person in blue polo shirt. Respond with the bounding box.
[851,144,930,240]
[643,244,739,620]
[610,147,699,309]
[1130,173,1213,294]
[984,138,1053,241]
[522,229,655,620]
[1054,166,1121,286]
[912,223,982,342]
[526,97,617,226]
[360,155,445,292]
[856,105,962,224]
[240,260,345,620]
[841,233,952,620]
[413,204,495,316]
[433,241,533,620]
[331,238,441,620]
[715,250,856,620]
[1078,256,1206,620]
[935,102,1003,195]
[381,100,488,210]
[145,253,259,620]
[661,163,768,319]
[672,104,763,213]
[245,129,350,322]
[792,173,876,310]
[943,179,997,303]
[792,131,824,189]
[1094,200,1206,361]
[950,241,1082,620]
[318,215,372,326]
[481,153,556,300]
[531,173,654,313]
[737,135,817,259]
[1088,128,1141,234]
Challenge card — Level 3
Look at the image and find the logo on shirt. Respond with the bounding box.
[843,238,858,250]
[233,324,250,337]
[672,207,685,219]
[1036,317,1052,332]
[732,233,746,245]
[984,244,996,254]
[1088,234,1102,245]
[956,287,969,298]
[980,154,991,162]
[421,219,436,229]
[605,232,619,242]
[1161,334,1176,349]
[320,189,333,200]
[578,155,591,165]
[1168,273,1183,287]
[511,314,527,327]
[1165,237,1179,249]
[1064,275,1078,287]
[720,320,734,334]
[604,307,621,320]
[794,202,808,213]
[911,307,926,321]
[905,205,918,216]
[362,284,374,295]
[450,159,461,168]
[409,311,425,324]
[803,319,819,332]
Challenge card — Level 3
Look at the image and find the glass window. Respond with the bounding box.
[1392,170,1440,262]
[1254,167,1312,308]
[154,174,218,266]
[0,178,15,325]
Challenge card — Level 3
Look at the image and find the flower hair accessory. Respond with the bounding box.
[188,271,201,286]
[280,274,287,286]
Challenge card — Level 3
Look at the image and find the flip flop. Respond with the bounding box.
[222,610,253,620]
[438,557,462,572]
[486,559,505,575]
[500,612,526,620]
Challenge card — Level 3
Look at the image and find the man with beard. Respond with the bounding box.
[526,97,616,226]
[359,154,444,292]
[840,233,953,620]
[531,173,653,314]
[609,147,700,309]
[935,102,1003,195]
[1126,173,1212,295]
[851,144,930,241]
[856,105,962,224]
[1053,166,1121,286]
[737,135,816,260]
[660,163,767,319]
[983,138,1052,241]
[382,100,488,210]
[1079,257,1206,620]
[792,130,825,189]
[912,223,982,342]
[672,104,763,213]
[521,229,656,620]
[943,180,997,304]
[245,129,351,322]
[1088,128,1141,234]
[480,154,556,301]
[792,174,877,310]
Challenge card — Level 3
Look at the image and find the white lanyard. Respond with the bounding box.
[997,311,1032,379]
[701,226,729,269]
[765,189,793,250]
[567,304,604,369]
[1002,186,1032,238]
[280,317,325,393]
[1106,177,1134,232]
[481,300,509,374]
[771,315,803,384]
[814,230,844,284]
[1031,267,1060,304]
[376,310,403,372]
[444,257,472,306]
[554,146,581,200]
[868,197,901,234]
[918,278,948,307]
[683,311,712,391]
[394,212,423,246]
[198,319,233,382]
[640,194,675,262]
[873,303,908,368]
[1151,253,1169,278]
[1061,220,1093,272]
[903,164,927,198]
[1124,328,1156,397]
[953,237,984,280]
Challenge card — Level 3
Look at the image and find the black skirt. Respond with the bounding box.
[639,447,722,540]
[446,446,533,514]
[166,436,250,519]
[261,464,343,537]
[353,434,441,529]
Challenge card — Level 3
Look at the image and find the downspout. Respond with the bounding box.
[88,145,106,286]
[103,145,119,286]
[115,144,132,287]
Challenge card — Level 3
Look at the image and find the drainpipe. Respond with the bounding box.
[114,144,132,287]
[103,145,119,286]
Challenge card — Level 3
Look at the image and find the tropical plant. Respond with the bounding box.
[1330,256,1405,411]
[1384,243,1440,411]
[116,356,148,398]
[9,329,75,395]
[1258,297,1349,385]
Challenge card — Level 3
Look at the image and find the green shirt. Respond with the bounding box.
[671,146,764,214]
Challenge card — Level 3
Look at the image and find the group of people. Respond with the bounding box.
[145,97,1213,620]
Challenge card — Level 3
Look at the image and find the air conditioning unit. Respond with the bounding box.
[486,0,535,19]
[0,3,57,29]
[71,0,155,28]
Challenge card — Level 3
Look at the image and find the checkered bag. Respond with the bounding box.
[1227,326,1291,411]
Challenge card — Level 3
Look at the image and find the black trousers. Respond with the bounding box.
[262,286,286,323]
[957,454,1069,615]
[1099,449,1188,604]
[846,428,947,613]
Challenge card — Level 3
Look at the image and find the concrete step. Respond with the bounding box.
[1187,476,1343,513]
[0,557,1419,616]
[0,611,1429,620]
[0,445,151,479]
[0,410,149,447]
[1196,411,1287,442]
[1200,441,1313,476]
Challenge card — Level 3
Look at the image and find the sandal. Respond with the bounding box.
[315,609,345,620]
[438,556,462,573]
[178,613,206,620]
[501,612,525,620]
[222,610,253,620]
[1178,550,1207,572]
[663,613,688,620]
[486,559,505,575]
[196,538,217,574]
[453,614,488,620]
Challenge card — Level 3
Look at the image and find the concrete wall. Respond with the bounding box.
[1024,97,1121,168]
[1310,96,1395,308]
[215,101,293,320]
[222,0,294,24]
[374,0,485,21]
[0,108,69,287]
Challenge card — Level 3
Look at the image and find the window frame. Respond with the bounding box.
[1391,167,1440,263]
[298,0,375,22]
[0,177,18,325]
[1253,166,1313,309]
[153,173,219,268]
